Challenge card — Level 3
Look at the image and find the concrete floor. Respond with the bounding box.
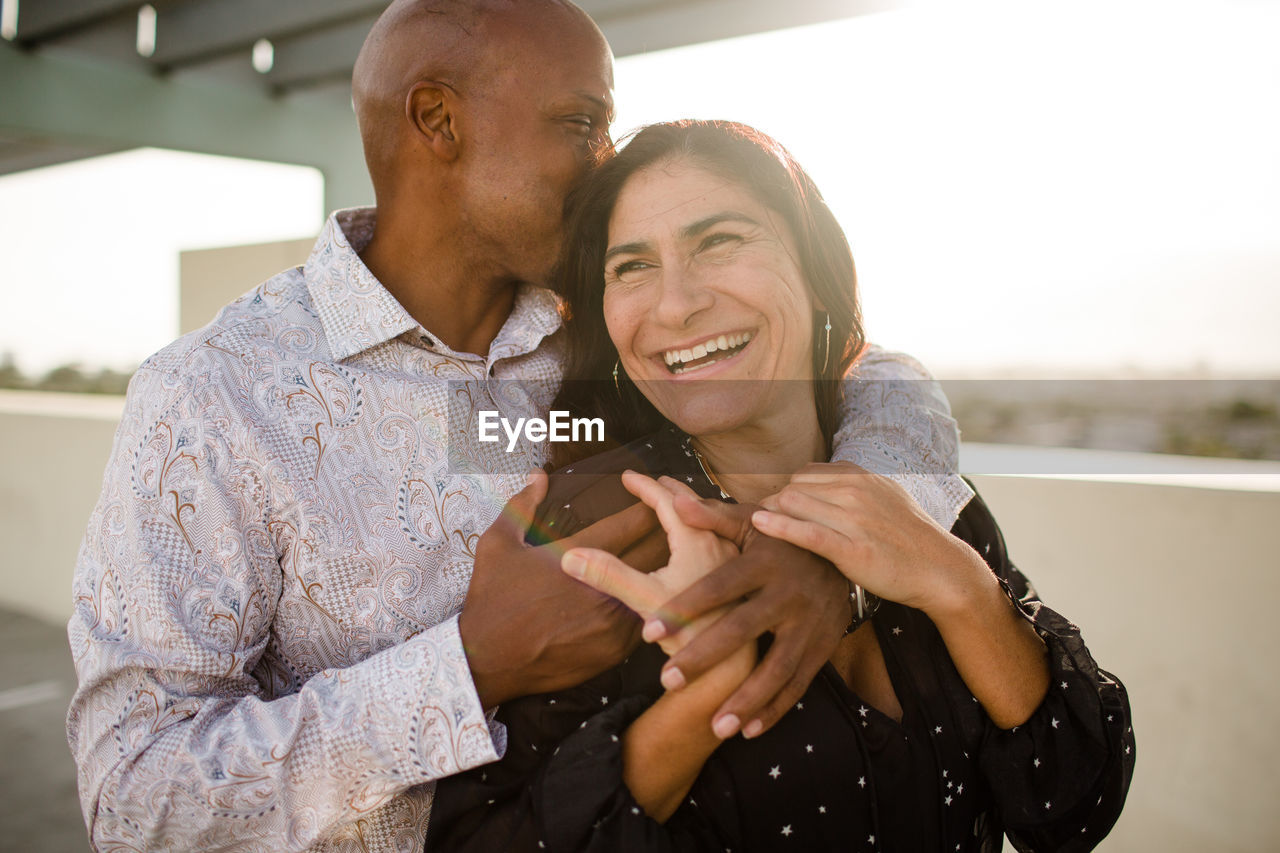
[0,608,90,852]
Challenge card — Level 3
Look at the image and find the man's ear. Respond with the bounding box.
[406,81,460,162]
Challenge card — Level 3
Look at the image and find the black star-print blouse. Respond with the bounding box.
[426,426,1135,852]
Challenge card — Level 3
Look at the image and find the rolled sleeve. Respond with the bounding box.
[834,346,973,528]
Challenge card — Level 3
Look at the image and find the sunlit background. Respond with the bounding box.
[2,0,1277,378]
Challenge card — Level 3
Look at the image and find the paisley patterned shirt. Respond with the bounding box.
[67,207,971,852]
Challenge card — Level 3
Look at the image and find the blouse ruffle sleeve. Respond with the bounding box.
[953,491,1135,852]
[536,695,724,853]
[428,691,723,853]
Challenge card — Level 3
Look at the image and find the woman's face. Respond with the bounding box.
[602,158,817,438]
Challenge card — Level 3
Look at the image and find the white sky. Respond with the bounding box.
[1,0,1276,377]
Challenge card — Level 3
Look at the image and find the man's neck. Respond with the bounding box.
[359,215,519,357]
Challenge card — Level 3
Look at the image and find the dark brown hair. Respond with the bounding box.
[550,119,864,467]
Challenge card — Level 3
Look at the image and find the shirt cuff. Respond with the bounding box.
[367,614,502,785]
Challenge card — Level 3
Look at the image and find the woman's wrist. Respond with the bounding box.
[917,540,1002,625]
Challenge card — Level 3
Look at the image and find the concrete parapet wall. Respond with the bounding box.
[0,391,123,625]
[970,475,1280,852]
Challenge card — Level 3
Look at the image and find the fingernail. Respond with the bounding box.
[561,551,586,579]
[742,719,764,739]
[751,510,774,529]
[526,470,539,487]
[660,666,686,691]
[712,714,740,739]
[642,619,667,642]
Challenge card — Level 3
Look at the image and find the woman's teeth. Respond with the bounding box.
[663,332,752,374]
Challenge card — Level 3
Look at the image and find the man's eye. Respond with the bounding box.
[565,116,595,135]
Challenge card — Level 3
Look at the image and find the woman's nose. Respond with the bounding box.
[652,263,714,329]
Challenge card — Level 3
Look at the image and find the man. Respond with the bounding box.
[67,1,970,849]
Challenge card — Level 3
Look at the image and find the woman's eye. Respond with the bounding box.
[609,259,652,280]
[698,232,743,252]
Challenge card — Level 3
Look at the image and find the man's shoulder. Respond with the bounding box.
[852,344,936,382]
[136,267,317,382]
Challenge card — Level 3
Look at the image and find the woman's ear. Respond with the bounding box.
[406,81,460,162]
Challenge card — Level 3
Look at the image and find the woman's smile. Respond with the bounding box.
[661,330,753,375]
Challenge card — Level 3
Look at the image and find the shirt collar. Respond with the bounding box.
[304,207,417,361]
[304,207,565,363]
[486,284,564,364]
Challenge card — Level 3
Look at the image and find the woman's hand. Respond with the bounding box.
[750,461,989,616]
[562,470,744,660]
[751,461,1050,729]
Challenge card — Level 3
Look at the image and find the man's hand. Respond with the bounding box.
[460,470,661,708]
[644,479,850,740]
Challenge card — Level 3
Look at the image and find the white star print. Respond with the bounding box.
[632,807,640,815]
[769,765,782,779]
[946,781,953,789]
[1125,744,1131,755]
[858,776,866,788]
[868,835,875,844]
[892,626,902,635]
[942,769,948,778]
[945,795,952,806]
[818,806,827,814]
[796,702,805,710]
[610,734,618,743]
[1033,758,1041,768]
[934,725,943,734]
[601,696,609,705]
[781,825,793,837]
[1050,717,1059,728]
[956,784,964,794]
[805,744,814,753]
[1060,681,1068,689]
[1045,801,1052,809]
[859,705,869,718]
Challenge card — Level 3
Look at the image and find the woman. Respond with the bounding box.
[427,121,1133,852]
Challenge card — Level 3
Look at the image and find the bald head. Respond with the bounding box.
[352,0,604,200]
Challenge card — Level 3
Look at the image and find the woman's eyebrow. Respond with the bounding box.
[681,212,759,239]
[604,240,651,264]
[603,212,761,263]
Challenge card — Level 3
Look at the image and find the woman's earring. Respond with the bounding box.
[819,313,832,374]
[612,360,620,392]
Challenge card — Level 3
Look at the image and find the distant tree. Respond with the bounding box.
[40,363,92,393]
[0,352,26,390]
